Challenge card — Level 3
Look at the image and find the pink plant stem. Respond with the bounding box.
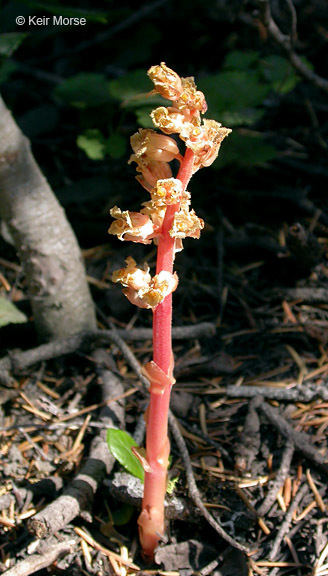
[138,148,195,559]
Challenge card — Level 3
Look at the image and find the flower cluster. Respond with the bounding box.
[112,257,178,309]
[109,63,231,309]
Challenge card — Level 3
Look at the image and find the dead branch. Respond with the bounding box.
[257,439,295,517]
[27,351,124,538]
[258,400,328,474]
[168,411,249,554]
[225,383,328,402]
[235,397,261,472]
[269,483,308,560]
[0,323,215,383]
[2,539,76,576]
[256,0,328,94]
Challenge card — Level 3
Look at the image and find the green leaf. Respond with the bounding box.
[108,70,153,104]
[135,107,154,128]
[106,133,127,159]
[223,50,259,70]
[261,55,300,94]
[199,70,270,116]
[54,73,111,108]
[112,504,134,526]
[220,108,264,127]
[167,476,179,495]
[0,298,28,328]
[0,33,28,58]
[213,132,277,168]
[77,129,106,160]
[19,105,59,138]
[107,429,145,482]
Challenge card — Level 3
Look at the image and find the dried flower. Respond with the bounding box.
[150,106,187,135]
[130,129,180,162]
[109,206,158,244]
[112,257,178,310]
[112,256,151,291]
[148,62,183,101]
[150,178,183,206]
[169,204,204,239]
[180,119,231,171]
[129,155,173,191]
[177,76,207,114]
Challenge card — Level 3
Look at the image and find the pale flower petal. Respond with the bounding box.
[130,128,179,162]
[112,256,151,291]
[108,206,156,244]
[142,271,179,308]
[151,178,183,206]
[151,106,186,135]
[169,206,204,239]
[177,76,207,114]
[179,119,231,171]
[147,62,183,101]
[112,258,178,310]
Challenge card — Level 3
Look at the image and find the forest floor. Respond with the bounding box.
[2,198,328,576]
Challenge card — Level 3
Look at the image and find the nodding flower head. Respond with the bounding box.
[112,257,178,310]
[177,76,207,115]
[148,62,183,101]
[150,178,183,206]
[108,206,159,244]
[130,157,173,191]
[151,106,187,135]
[130,129,180,163]
[169,200,204,240]
[112,256,151,291]
[180,119,232,171]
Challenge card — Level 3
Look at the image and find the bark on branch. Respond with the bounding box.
[0,95,96,341]
[257,0,328,94]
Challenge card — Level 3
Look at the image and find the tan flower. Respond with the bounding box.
[141,200,166,229]
[177,76,207,114]
[112,257,178,310]
[108,206,157,244]
[130,156,173,190]
[169,204,204,239]
[130,129,179,162]
[142,271,179,308]
[147,62,183,101]
[150,178,183,206]
[180,119,231,171]
[150,106,186,135]
[112,256,151,291]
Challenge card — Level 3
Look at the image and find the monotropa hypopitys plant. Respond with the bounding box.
[109,62,231,560]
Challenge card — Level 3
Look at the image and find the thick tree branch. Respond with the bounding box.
[0,95,97,341]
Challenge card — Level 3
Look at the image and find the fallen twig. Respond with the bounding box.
[27,350,125,538]
[259,400,328,474]
[2,539,76,576]
[269,483,308,561]
[0,324,215,384]
[168,411,249,554]
[226,383,328,402]
[257,439,295,518]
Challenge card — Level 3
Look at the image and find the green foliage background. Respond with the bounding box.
[1,0,328,324]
